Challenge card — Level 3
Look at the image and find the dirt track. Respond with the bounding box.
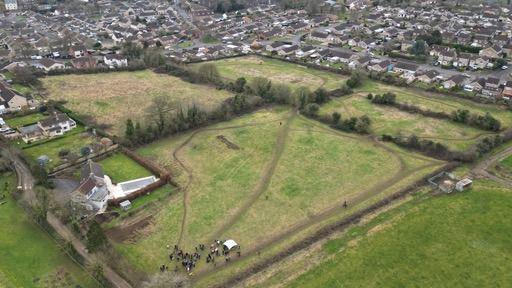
[209,111,296,240]
[173,116,291,246]
[191,116,443,282]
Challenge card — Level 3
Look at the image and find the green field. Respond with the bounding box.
[0,173,96,287]
[21,126,95,170]
[4,113,46,128]
[194,56,347,91]
[98,152,153,183]
[42,70,234,136]
[110,107,441,275]
[499,154,512,169]
[319,93,488,151]
[273,180,512,288]
[357,81,512,128]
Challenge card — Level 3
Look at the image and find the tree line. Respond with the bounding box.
[124,64,368,145]
[368,92,502,132]
[381,134,472,162]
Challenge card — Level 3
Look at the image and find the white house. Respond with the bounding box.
[4,0,18,11]
[71,160,158,216]
[71,161,112,214]
[38,112,76,137]
[103,54,128,68]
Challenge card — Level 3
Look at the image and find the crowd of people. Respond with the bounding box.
[162,240,242,274]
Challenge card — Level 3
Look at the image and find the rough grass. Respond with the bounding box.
[194,56,347,91]
[357,81,512,128]
[4,113,46,128]
[286,180,512,288]
[98,152,152,183]
[499,154,512,169]
[219,117,402,248]
[21,126,95,170]
[118,107,288,272]
[41,70,234,136]
[115,107,438,274]
[319,94,487,151]
[0,173,96,287]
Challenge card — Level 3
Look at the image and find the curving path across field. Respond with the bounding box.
[192,118,443,284]
[209,111,297,241]
[172,110,443,279]
[173,115,292,246]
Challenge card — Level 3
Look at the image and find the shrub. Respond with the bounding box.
[304,103,320,117]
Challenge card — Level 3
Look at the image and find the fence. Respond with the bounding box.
[49,144,119,176]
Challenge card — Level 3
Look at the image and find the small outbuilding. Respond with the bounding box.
[119,200,132,211]
[222,239,238,251]
[456,178,473,192]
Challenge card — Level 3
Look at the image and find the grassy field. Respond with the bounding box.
[319,93,487,151]
[98,152,153,183]
[41,70,234,136]
[4,113,46,128]
[111,107,440,275]
[193,56,347,91]
[21,126,95,170]
[356,81,512,128]
[499,154,512,169]
[0,173,96,287]
[273,180,512,288]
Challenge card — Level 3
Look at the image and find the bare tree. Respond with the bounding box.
[146,95,176,135]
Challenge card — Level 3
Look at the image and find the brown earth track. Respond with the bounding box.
[173,116,291,246]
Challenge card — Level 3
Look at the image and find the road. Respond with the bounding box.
[1,147,133,288]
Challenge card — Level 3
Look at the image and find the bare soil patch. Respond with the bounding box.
[106,215,154,243]
[216,135,240,150]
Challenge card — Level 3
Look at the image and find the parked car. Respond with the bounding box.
[502,65,508,70]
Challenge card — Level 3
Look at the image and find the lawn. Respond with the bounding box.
[21,126,96,170]
[4,113,46,128]
[0,173,96,287]
[114,107,440,274]
[11,83,34,95]
[284,180,512,288]
[356,81,512,128]
[41,70,234,136]
[98,152,153,183]
[319,93,488,151]
[194,56,347,91]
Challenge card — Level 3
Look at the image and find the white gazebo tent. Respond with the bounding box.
[223,239,238,251]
